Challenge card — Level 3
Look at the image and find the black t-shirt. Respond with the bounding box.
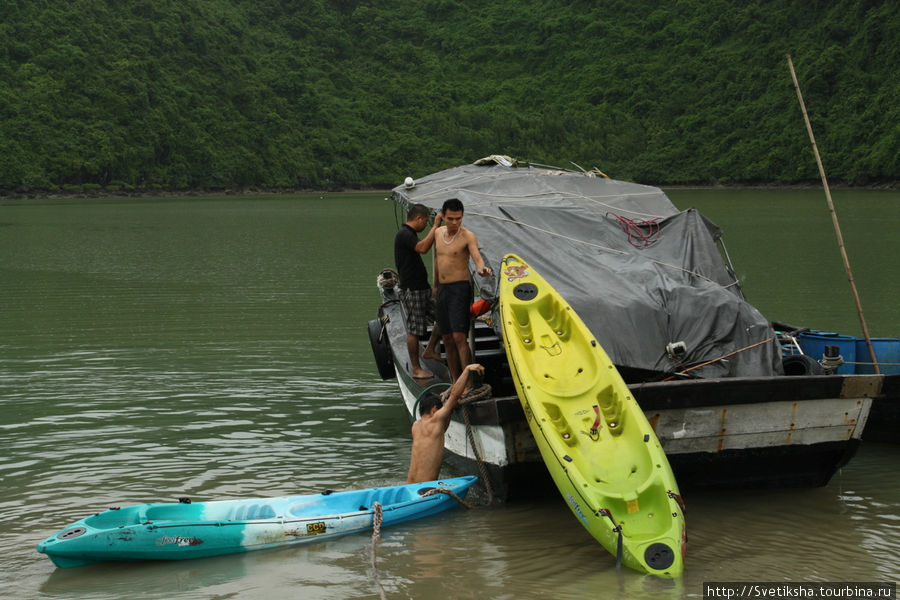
[394,224,429,290]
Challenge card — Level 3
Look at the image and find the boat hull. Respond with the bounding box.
[374,287,888,499]
[37,476,477,568]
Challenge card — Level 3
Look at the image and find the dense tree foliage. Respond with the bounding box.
[1,0,896,192]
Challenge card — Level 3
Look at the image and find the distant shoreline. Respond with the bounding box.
[2,180,897,201]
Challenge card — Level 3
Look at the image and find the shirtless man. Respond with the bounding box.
[407,363,484,483]
[433,198,492,381]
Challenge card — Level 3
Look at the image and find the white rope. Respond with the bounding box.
[463,189,669,221]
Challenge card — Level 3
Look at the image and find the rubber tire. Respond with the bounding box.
[782,354,826,376]
[368,319,395,380]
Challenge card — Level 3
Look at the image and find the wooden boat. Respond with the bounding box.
[368,157,897,500]
[36,476,478,568]
[775,323,900,442]
[498,253,685,576]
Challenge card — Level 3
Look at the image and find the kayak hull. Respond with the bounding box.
[499,254,685,577]
[37,476,477,568]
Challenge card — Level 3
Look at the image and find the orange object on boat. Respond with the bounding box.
[470,299,492,317]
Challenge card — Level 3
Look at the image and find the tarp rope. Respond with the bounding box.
[465,210,741,290]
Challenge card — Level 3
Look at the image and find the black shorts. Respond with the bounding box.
[435,280,472,334]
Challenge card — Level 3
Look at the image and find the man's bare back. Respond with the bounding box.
[407,417,447,484]
[406,363,484,483]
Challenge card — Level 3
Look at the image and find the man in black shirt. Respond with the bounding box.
[394,203,443,378]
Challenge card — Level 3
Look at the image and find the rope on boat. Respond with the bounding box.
[843,360,900,367]
[457,383,493,405]
[665,336,776,380]
[420,486,474,510]
[598,508,625,570]
[368,488,474,597]
[459,384,496,505]
[370,502,387,600]
[608,212,662,248]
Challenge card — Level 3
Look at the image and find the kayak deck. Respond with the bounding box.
[500,254,685,576]
[37,476,478,568]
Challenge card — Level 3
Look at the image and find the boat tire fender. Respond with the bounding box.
[782,354,825,376]
[368,318,395,380]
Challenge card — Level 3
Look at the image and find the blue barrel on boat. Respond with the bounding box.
[795,331,857,374]
[854,338,900,374]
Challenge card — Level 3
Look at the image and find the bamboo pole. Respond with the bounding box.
[786,54,880,374]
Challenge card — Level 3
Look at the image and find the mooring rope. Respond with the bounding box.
[369,488,475,597]
[458,384,496,506]
[457,383,493,405]
[420,486,474,510]
[370,502,387,600]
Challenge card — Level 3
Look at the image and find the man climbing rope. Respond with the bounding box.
[406,363,485,484]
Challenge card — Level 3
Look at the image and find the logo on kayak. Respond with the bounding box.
[157,535,203,547]
[565,494,590,526]
[307,521,327,535]
[503,265,528,281]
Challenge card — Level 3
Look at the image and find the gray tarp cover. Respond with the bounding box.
[394,159,781,379]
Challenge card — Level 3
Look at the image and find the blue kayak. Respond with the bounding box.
[37,476,478,568]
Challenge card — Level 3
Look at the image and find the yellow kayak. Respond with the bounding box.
[499,254,686,577]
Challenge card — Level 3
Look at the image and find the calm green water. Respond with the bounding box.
[1,191,898,599]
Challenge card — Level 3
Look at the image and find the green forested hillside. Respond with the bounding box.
[1,0,897,192]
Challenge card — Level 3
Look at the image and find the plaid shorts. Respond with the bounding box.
[399,288,435,337]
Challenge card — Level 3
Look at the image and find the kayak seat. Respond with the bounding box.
[584,447,654,498]
[144,504,200,522]
[540,401,577,446]
[509,298,600,398]
[595,383,624,434]
[535,295,573,344]
[230,503,276,521]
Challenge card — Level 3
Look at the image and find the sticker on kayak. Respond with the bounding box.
[503,265,529,281]
[157,535,203,547]
[565,493,590,526]
[307,522,327,535]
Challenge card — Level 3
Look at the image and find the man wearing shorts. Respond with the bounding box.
[433,198,492,382]
[394,203,442,379]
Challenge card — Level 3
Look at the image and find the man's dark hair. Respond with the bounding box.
[441,198,464,214]
[419,394,443,416]
[407,203,430,221]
